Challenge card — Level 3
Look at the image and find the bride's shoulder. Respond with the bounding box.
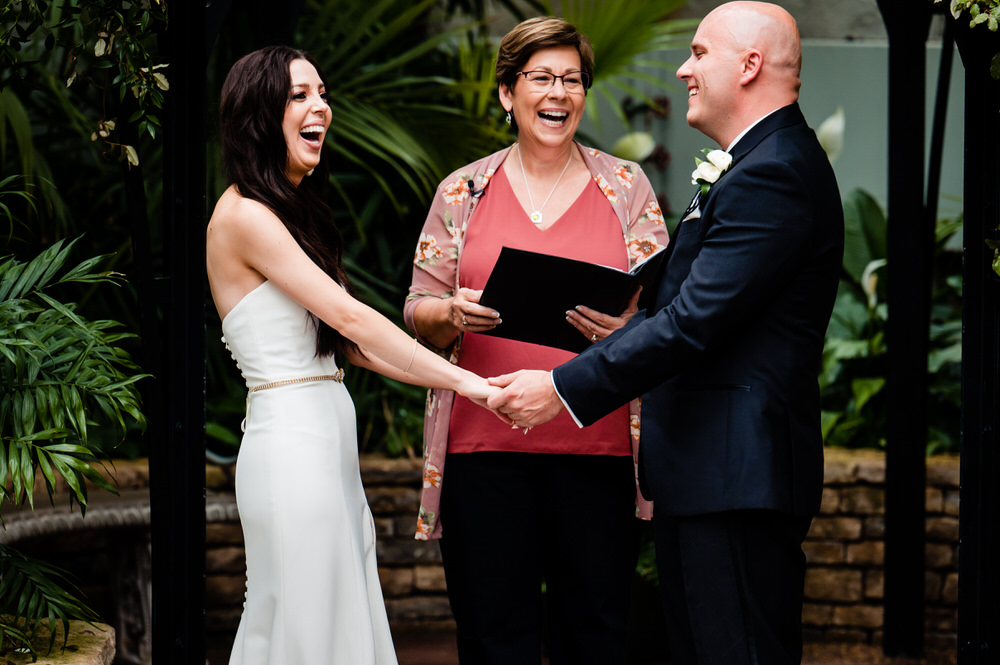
[208,186,282,237]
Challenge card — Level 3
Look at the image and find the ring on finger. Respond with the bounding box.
[462,316,468,326]
[591,333,598,342]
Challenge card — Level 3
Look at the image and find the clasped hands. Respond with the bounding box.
[456,287,642,428]
[479,369,564,430]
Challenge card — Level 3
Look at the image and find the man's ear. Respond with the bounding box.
[740,49,763,85]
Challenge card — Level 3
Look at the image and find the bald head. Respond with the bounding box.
[677,1,803,147]
[709,2,801,87]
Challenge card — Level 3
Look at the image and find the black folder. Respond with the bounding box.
[478,245,667,353]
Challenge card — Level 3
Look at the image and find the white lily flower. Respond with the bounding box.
[817,107,845,164]
[611,132,656,163]
[861,259,887,310]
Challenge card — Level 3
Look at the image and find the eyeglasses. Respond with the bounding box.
[516,70,591,93]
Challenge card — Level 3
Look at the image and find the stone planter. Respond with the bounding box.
[2,621,115,665]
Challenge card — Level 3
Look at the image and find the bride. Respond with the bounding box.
[206,45,496,664]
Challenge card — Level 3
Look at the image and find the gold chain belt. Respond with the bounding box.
[242,370,346,432]
[248,370,345,393]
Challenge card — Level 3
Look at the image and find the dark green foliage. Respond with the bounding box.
[0,231,147,654]
[820,188,962,453]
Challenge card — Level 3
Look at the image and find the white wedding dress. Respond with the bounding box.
[221,280,398,665]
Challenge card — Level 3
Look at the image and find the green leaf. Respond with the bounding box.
[851,377,886,413]
[820,410,842,441]
[48,454,87,506]
[928,342,962,373]
[841,188,887,286]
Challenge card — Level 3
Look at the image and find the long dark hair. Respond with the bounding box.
[219,45,356,360]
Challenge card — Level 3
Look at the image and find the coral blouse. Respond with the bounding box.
[448,165,631,456]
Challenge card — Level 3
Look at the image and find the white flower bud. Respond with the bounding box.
[817,107,845,164]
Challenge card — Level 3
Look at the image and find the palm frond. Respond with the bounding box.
[0,544,101,655]
[0,237,146,512]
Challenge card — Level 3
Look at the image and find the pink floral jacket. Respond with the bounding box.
[403,143,669,540]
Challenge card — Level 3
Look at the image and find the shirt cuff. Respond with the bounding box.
[551,372,584,428]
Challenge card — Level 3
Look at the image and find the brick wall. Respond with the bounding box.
[802,448,959,650]
[204,450,960,650]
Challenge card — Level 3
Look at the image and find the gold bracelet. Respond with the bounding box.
[404,338,418,373]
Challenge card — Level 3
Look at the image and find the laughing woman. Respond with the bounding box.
[207,46,497,665]
[403,17,670,665]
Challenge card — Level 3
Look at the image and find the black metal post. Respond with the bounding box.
[926,19,954,219]
[953,18,1000,665]
[150,1,208,663]
[875,1,933,657]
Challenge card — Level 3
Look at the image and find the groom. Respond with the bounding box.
[488,3,843,664]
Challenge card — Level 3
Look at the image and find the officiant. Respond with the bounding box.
[402,16,669,665]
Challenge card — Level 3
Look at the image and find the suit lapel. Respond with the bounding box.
[648,104,808,311]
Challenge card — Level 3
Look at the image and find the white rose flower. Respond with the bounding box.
[705,149,733,171]
[692,160,722,185]
[691,148,733,193]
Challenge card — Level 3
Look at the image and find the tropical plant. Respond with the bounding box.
[0,230,149,655]
[3,0,169,165]
[819,188,963,453]
[1,0,151,283]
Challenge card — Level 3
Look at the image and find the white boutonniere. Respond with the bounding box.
[691,149,733,196]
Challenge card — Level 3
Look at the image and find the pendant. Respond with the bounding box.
[530,210,543,225]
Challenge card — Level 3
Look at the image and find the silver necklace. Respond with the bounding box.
[517,144,573,226]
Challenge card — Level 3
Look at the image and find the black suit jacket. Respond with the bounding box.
[553,103,843,517]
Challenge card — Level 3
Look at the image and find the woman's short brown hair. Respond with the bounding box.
[495,16,594,94]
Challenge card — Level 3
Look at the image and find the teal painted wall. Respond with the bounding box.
[579,41,966,223]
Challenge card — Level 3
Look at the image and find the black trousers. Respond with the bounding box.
[439,451,639,665]
[652,508,813,665]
